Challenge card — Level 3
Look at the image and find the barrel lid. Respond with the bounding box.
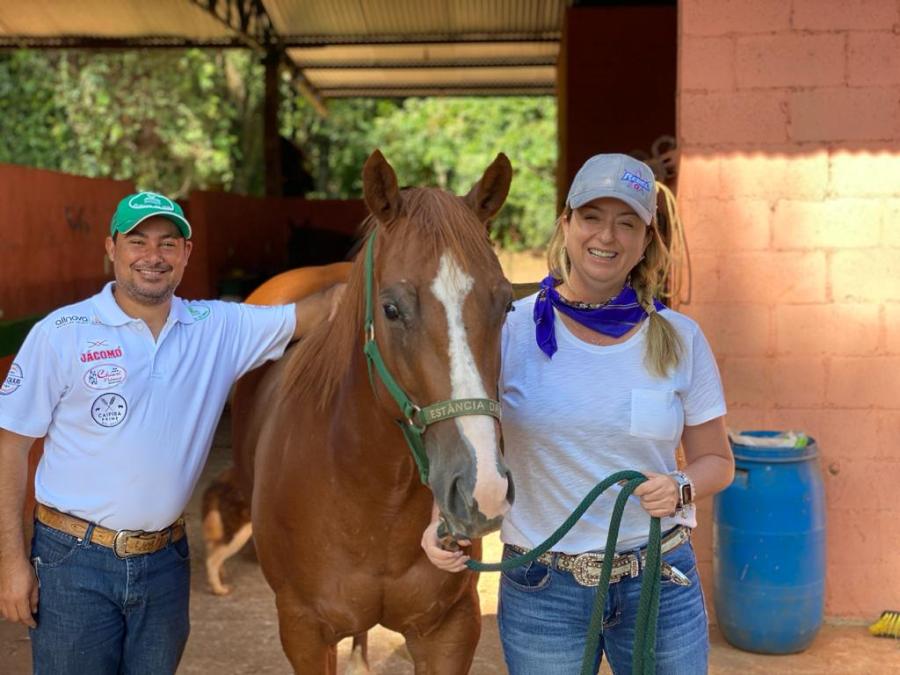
[729,430,818,462]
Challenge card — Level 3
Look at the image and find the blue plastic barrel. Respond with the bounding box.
[713,430,826,654]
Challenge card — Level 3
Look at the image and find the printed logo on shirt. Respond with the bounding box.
[188,305,210,322]
[54,315,90,328]
[83,364,127,390]
[91,393,128,427]
[621,170,651,193]
[80,346,124,363]
[1,363,23,395]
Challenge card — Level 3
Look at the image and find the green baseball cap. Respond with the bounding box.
[110,191,192,239]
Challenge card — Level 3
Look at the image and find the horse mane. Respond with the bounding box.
[282,187,496,408]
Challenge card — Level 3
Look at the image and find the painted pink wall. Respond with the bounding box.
[678,0,900,619]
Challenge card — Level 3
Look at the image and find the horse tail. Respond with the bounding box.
[347,632,369,674]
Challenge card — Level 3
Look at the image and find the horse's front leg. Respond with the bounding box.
[403,585,482,675]
[275,594,338,675]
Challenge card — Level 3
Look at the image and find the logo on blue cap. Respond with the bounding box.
[621,171,652,193]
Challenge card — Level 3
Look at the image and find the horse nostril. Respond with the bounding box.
[505,471,515,506]
[444,476,472,519]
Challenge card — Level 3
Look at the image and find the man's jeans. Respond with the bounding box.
[29,519,191,675]
[498,538,709,675]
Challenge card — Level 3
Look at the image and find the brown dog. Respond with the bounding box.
[201,466,253,596]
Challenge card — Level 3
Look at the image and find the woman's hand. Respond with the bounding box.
[632,471,680,518]
[420,519,471,573]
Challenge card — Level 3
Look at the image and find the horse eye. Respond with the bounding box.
[383,303,401,321]
[506,301,515,314]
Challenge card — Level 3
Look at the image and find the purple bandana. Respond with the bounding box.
[533,275,665,358]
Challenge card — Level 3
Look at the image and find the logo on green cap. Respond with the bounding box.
[128,192,176,212]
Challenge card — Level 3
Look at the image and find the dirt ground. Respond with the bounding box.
[2,411,898,674]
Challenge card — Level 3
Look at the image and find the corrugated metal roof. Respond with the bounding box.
[287,42,557,68]
[0,0,231,40]
[266,0,562,39]
[308,64,556,96]
[0,0,564,97]
[271,0,563,95]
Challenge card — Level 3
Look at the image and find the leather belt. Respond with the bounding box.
[509,526,692,588]
[36,503,185,559]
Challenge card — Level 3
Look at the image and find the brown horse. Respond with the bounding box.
[232,150,516,673]
[202,262,352,596]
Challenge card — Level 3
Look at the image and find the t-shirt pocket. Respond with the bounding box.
[629,388,679,441]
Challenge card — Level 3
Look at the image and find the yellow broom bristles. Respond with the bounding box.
[868,610,900,638]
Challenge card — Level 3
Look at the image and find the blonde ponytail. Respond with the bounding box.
[634,278,682,378]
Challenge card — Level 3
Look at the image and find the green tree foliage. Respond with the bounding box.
[1,49,557,249]
[0,49,263,197]
[284,96,557,249]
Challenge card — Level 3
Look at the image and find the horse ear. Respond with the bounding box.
[465,153,512,225]
[362,150,402,227]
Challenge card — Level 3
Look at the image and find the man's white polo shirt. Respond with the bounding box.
[0,282,296,531]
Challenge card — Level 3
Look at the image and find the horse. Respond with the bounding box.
[202,262,353,596]
[231,150,516,673]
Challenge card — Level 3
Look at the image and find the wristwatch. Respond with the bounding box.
[668,471,695,510]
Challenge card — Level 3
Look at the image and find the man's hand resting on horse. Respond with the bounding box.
[292,282,347,340]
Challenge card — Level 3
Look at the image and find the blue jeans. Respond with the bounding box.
[29,519,191,675]
[498,538,709,675]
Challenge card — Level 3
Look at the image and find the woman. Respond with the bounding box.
[422,153,733,674]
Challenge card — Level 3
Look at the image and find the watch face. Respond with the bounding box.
[672,472,693,507]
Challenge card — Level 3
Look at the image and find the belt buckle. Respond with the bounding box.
[113,529,147,559]
[571,552,604,587]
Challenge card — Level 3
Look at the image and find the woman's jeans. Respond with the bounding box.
[28,519,191,675]
[498,538,709,675]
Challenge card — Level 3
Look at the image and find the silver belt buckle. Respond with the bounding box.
[571,552,604,587]
[113,529,146,559]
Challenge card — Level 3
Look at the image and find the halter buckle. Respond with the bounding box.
[405,404,426,433]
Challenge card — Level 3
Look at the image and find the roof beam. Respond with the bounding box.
[291,57,557,69]
[0,36,249,50]
[280,33,560,47]
[187,0,326,116]
[319,85,555,98]
[189,0,273,50]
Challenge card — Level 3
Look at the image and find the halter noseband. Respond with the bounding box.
[361,231,502,484]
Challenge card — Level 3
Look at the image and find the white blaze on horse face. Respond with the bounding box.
[431,253,509,520]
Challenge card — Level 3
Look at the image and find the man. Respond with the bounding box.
[0,191,341,673]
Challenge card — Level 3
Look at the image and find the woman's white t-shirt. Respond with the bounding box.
[499,292,727,553]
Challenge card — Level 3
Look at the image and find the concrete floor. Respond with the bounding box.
[3,413,898,674]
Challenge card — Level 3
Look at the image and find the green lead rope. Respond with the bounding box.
[465,470,662,675]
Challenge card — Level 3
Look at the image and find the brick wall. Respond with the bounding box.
[678,0,900,619]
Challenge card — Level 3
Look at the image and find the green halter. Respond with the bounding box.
[362,231,502,484]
